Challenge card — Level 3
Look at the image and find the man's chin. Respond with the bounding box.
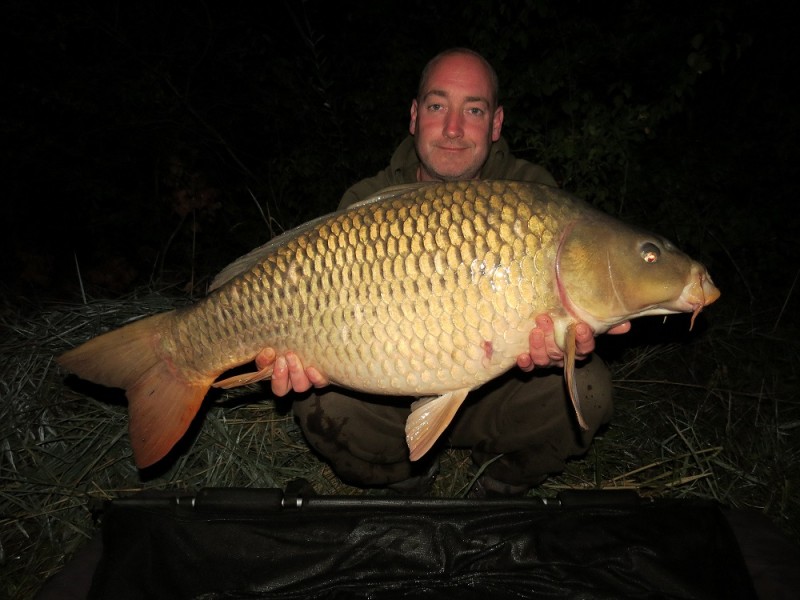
[425,163,477,181]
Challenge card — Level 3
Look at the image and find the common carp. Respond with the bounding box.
[57,180,720,468]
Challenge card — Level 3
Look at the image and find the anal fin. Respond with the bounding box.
[212,348,275,389]
[212,365,273,389]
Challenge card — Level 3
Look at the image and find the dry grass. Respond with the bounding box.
[1,288,797,599]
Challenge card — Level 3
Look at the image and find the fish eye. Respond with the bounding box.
[641,242,660,263]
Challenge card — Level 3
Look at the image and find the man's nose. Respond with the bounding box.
[443,111,464,138]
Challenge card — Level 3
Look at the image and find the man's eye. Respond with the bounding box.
[467,107,485,116]
[427,103,443,112]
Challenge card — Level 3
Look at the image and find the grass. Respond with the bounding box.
[1,280,797,599]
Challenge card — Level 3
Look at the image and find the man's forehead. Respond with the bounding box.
[420,54,495,105]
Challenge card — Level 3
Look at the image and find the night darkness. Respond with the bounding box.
[5,3,800,591]
[3,0,798,325]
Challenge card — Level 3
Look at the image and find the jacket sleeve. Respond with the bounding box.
[338,171,393,210]
[480,137,558,187]
[507,160,558,187]
[339,137,419,209]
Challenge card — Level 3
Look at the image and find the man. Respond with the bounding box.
[265,48,629,495]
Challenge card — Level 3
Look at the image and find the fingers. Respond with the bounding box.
[516,351,535,372]
[526,320,552,368]
[271,352,311,395]
[266,350,328,396]
[271,355,292,396]
[518,315,559,371]
[288,353,315,393]
[254,347,277,370]
[608,321,631,335]
[305,366,330,388]
[518,315,598,372]
[253,347,294,397]
[573,321,595,357]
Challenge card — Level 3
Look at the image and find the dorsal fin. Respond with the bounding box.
[209,183,433,292]
[209,214,331,291]
[347,182,432,209]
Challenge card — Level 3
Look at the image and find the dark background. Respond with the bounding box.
[3,0,797,323]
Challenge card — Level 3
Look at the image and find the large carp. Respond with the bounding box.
[58,180,720,468]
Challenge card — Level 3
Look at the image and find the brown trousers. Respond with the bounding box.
[292,355,613,487]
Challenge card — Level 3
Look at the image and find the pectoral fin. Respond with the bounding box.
[564,323,589,430]
[405,389,470,461]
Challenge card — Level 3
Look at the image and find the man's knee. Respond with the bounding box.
[292,389,415,486]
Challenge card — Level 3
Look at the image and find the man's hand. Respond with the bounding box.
[516,315,631,372]
[256,349,329,397]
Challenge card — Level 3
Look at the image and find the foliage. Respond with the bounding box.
[460,2,753,213]
[6,0,790,301]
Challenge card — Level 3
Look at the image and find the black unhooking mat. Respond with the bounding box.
[86,488,758,600]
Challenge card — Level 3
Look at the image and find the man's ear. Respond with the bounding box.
[492,105,504,141]
[409,99,419,135]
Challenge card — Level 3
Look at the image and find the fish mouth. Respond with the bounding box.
[679,265,721,329]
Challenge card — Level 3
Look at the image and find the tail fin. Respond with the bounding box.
[56,312,214,468]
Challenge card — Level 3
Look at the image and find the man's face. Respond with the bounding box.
[410,53,504,181]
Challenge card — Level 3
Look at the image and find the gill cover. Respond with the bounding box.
[556,216,697,332]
